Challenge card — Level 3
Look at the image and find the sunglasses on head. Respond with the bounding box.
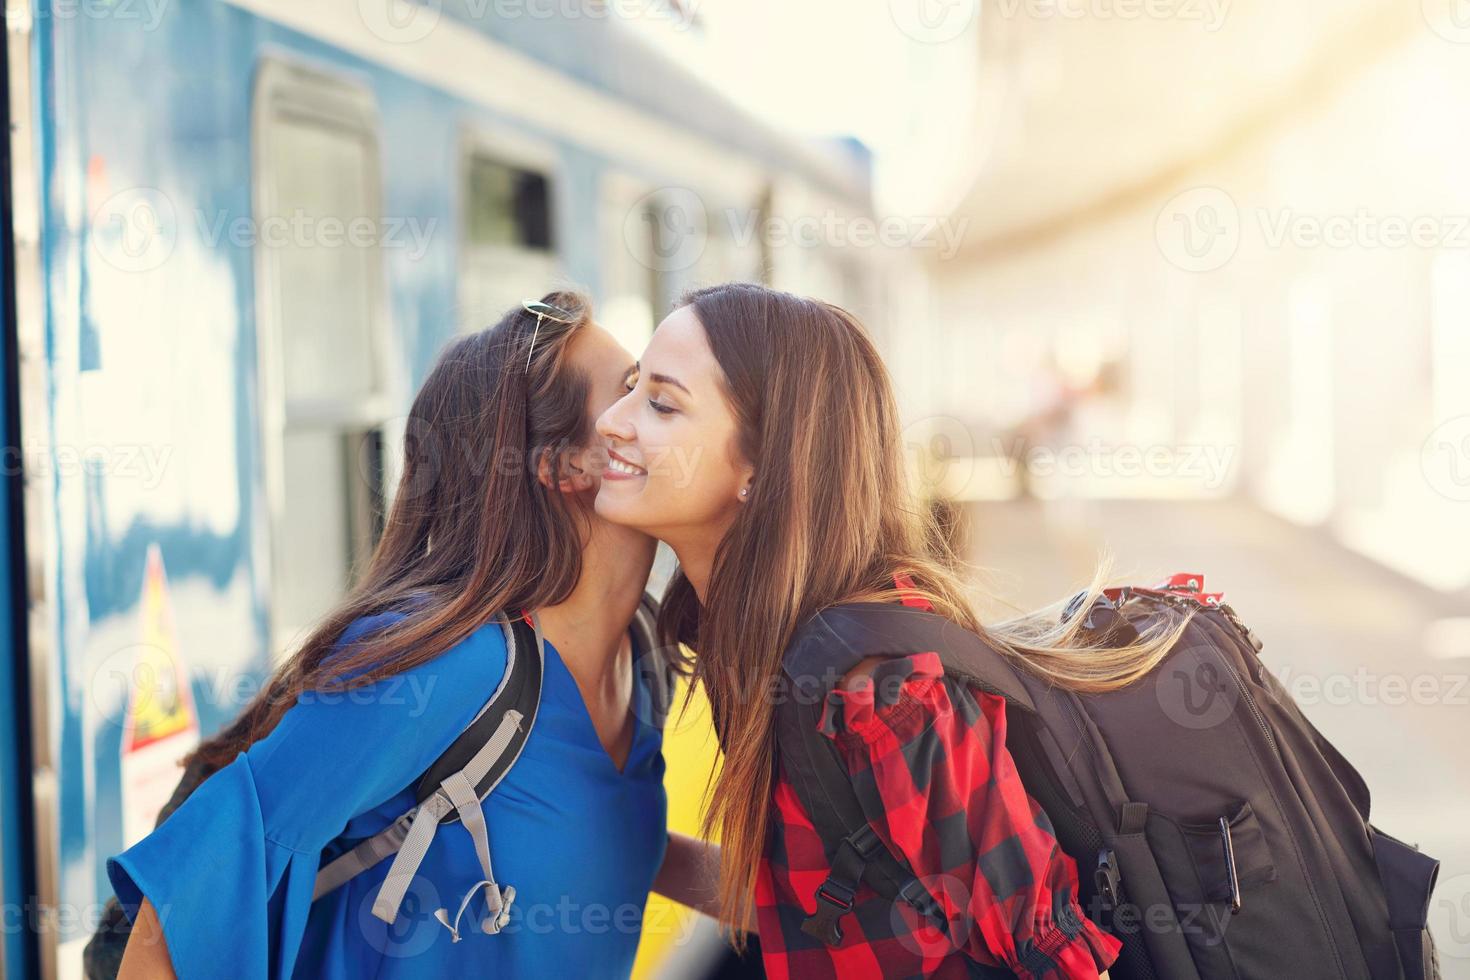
[521,299,578,371]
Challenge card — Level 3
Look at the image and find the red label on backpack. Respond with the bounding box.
[893,572,934,611]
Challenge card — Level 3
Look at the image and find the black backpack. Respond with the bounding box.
[776,573,1442,980]
[86,596,668,976]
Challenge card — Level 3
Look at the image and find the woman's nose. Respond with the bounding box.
[595,392,635,443]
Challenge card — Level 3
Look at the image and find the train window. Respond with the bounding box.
[253,60,390,659]
[458,132,561,330]
[466,156,552,250]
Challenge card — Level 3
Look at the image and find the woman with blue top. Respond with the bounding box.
[109,292,723,979]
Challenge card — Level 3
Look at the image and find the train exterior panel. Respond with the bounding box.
[0,2,884,976]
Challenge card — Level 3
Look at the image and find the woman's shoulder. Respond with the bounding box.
[328,608,511,686]
[265,611,514,761]
[247,613,515,792]
[783,599,943,681]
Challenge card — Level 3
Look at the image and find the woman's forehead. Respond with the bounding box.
[646,306,713,371]
[573,320,634,367]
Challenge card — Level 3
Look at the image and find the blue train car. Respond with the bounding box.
[0,3,885,976]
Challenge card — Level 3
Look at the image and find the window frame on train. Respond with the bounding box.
[455,123,565,334]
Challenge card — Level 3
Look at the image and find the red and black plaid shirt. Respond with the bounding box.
[755,598,1122,978]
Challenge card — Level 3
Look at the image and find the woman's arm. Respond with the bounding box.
[652,831,720,915]
[117,897,178,980]
[651,832,757,933]
[106,614,514,979]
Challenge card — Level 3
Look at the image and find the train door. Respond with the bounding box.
[252,59,393,660]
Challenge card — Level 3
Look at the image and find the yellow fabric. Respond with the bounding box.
[631,671,723,979]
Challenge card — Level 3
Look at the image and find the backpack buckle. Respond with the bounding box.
[801,878,856,946]
[897,877,949,935]
[435,881,516,942]
[1094,849,1122,912]
[815,879,856,911]
[481,884,516,934]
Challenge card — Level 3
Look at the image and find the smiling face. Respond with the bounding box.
[593,305,753,552]
[543,320,644,500]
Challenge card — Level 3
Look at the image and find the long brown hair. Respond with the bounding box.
[660,283,1195,945]
[184,290,598,773]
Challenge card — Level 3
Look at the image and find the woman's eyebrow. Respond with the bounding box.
[630,359,692,396]
[649,372,692,396]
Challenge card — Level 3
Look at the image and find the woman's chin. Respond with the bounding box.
[594,483,643,528]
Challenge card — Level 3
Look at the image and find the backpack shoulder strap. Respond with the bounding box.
[413,611,544,806]
[775,685,948,946]
[629,591,678,730]
[784,602,1037,715]
[779,599,1033,946]
[312,611,545,940]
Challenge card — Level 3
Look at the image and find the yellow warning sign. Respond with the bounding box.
[121,544,199,845]
[122,544,197,752]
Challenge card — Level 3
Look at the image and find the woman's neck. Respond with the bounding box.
[668,524,728,606]
[673,547,712,606]
[536,519,656,683]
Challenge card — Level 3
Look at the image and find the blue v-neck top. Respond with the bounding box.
[107,611,669,979]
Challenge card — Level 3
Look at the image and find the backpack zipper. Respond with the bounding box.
[1222,652,1276,753]
[1192,610,1278,755]
[1145,591,1278,755]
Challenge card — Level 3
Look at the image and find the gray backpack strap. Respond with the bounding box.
[311,811,414,900]
[369,791,458,924]
[311,610,545,939]
[431,762,518,939]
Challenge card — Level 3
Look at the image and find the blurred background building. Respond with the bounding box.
[0,0,1465,977]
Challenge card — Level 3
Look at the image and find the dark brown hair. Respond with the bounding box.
[662,283,1193,946]
[183,290,598,773]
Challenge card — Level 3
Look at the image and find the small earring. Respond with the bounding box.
[740,487,749,498]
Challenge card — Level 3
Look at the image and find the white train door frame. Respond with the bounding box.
[251,58,394,661]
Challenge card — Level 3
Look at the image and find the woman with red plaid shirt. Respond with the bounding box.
[596,284,1176,977]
